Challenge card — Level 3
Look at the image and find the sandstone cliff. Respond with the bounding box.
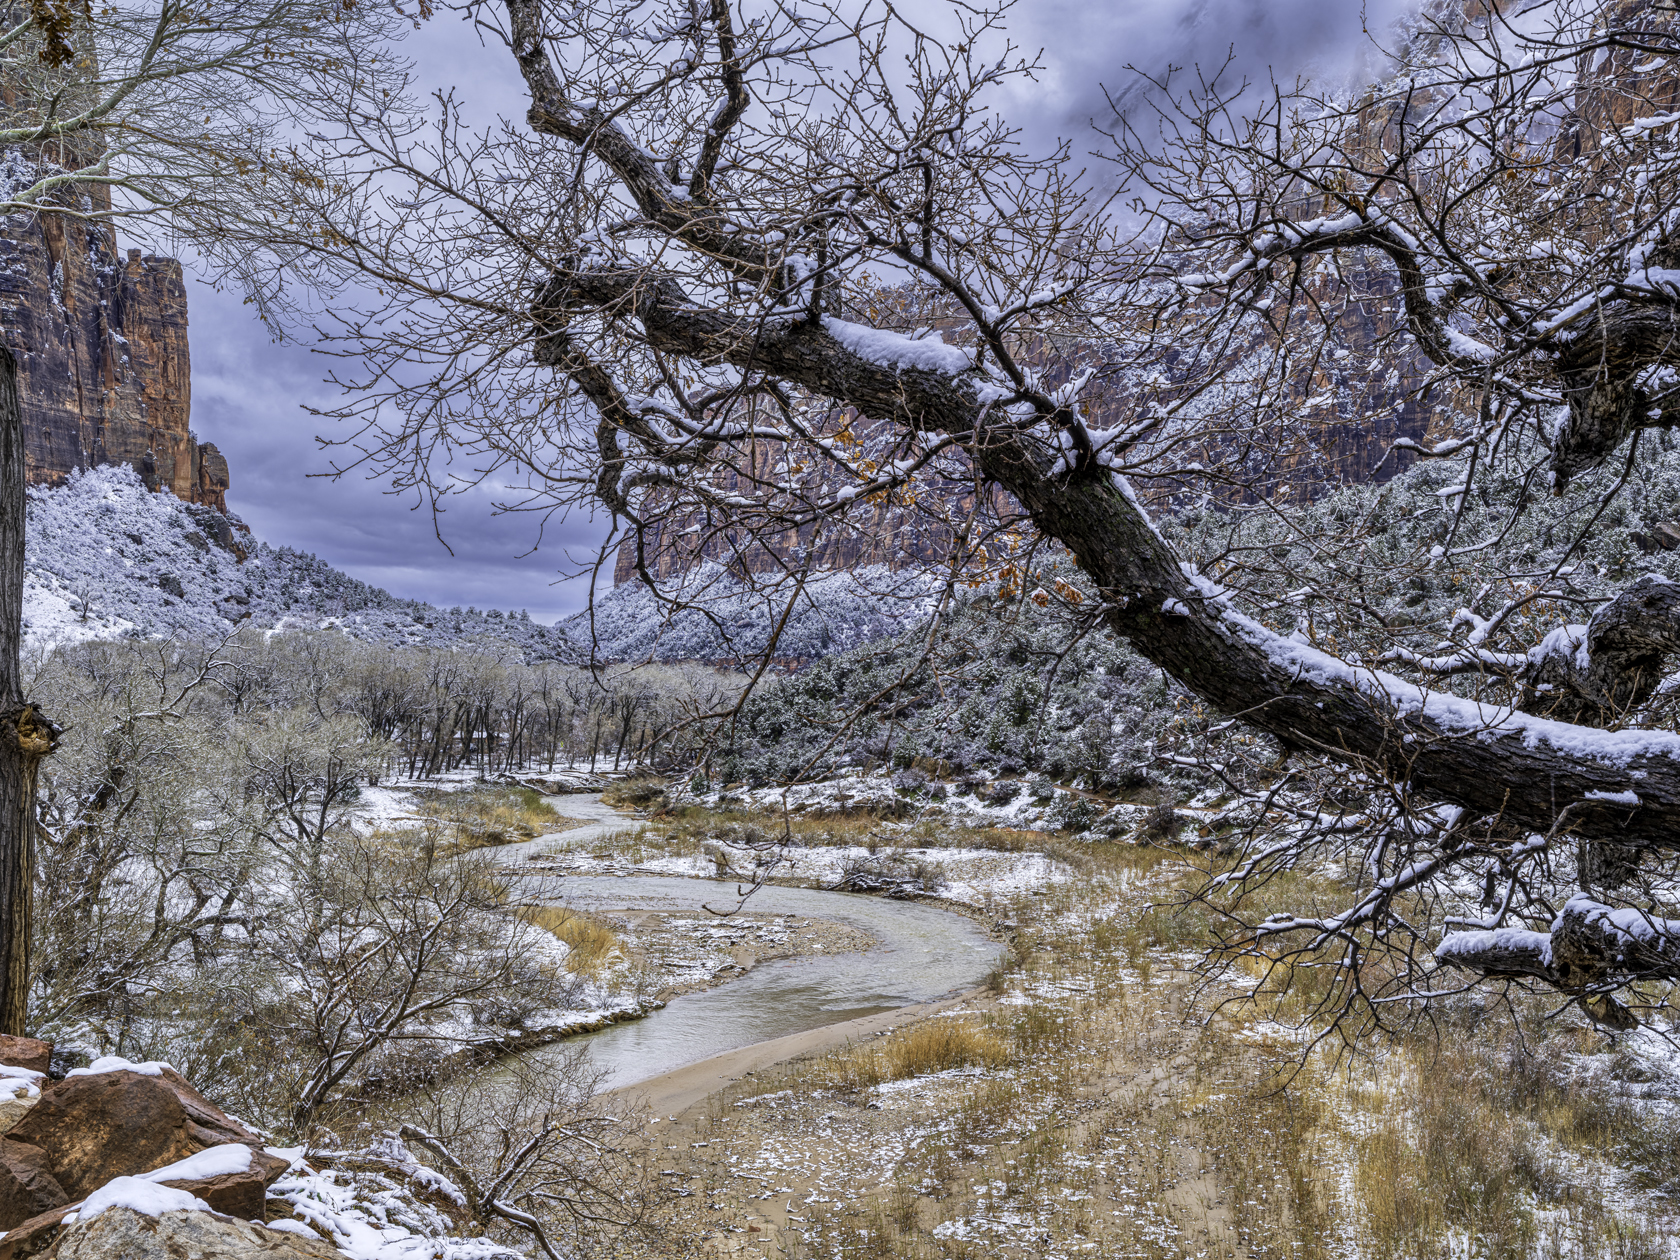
[0,205,228,514]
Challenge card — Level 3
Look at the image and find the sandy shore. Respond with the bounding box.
[608,988,985,1118]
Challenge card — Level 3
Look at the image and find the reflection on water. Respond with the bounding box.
[533,876,1002,1093]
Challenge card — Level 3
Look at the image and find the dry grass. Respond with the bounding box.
[416,785,576,851]
[646,806,1111,879]
[809,1019,1012,1091]
[601,774,671,809]
[652,839,1680,1260]
[520,906,622,976]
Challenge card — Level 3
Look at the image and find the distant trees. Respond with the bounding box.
[0,0,421,1035]
[25,629,729,1107]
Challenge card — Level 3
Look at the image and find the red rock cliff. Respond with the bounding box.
[0,205,229,513]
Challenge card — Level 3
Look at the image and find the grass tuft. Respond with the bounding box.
[520,906,622,975]
[416,784,566,851]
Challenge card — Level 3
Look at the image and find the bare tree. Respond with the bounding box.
[396,1053,663,1259]
[0,0,421,1033]
[223,0,1680,1029]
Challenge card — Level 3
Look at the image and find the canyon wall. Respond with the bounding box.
[0,204,229,513]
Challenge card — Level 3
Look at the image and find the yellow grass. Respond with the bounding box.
[520,906,622,975]
[418,785,576,851]
[809,1018,1012,1091]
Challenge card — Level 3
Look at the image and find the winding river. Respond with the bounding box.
[505,797,1004,1093]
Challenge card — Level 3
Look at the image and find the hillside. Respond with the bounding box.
[21,464,935,665]
[23,464,580,659]
[569,560,941,663]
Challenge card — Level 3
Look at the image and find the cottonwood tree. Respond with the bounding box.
[0,2,419,299]
[0,0,421,1032]
[247,0,1680,1031]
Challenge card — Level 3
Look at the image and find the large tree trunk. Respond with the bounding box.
[0,346,55,1036]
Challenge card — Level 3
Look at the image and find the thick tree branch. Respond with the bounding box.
[531,263,1680,847]
[1518,574,1680,724]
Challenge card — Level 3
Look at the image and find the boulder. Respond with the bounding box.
[0,1203,72,1260]
[0,1043,48,1077]
[0,1142,65,1231]
[155,1170,270,1222]
[43,1206,343,1259]
[7,1069,285,1202]
[0,1103,33,1138]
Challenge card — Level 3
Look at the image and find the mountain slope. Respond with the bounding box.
[24,464,579,659]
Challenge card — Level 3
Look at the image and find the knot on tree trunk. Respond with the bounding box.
[5,705,58,762]
[1516,574,1680,725]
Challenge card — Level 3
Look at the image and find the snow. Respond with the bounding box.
[1585,789,1641,805]
[67,1178,211,1223]
[269,1143,513,1260]
[24,464,578,662]
[1435,926,1554,966]
[1200,576,1680,772]
[135,1144,254,1183]
[573,561,941,662]
[1530,623,1591,671]
[67,1055,172,1077]
[1561,894,1680,948]
[820,316,975,375]
[1445,327,1498,361]
[1436,896,1680,971]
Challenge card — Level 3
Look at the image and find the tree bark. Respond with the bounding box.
[0,346,55,1036]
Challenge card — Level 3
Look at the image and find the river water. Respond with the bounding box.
[535,875,1003,1092]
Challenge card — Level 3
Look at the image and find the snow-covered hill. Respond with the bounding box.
[23,464,934,664]
[565,560,942,663]
[24,465,581,659]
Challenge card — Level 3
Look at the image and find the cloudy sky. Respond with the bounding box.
[183,0,1411,624]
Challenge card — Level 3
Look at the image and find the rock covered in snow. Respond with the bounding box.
[6,1064,285,1204]
[0,1045,48,1079]
[40,1206,343,1259]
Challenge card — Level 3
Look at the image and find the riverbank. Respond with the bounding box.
[574,905,877,1004]
[591,838,1680,1260]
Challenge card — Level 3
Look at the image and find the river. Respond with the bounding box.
[507,800,1004,1092]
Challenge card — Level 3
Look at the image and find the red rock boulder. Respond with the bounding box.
[5,1069,284,1203]
[0,1141,64,1231]
[0,1043,47,1078]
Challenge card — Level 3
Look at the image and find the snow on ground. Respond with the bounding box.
[23,464,578,660]
[26,464,950,667]
[267,1142,517,1260]
[526,817,1072,909]
[678,768,1157,841]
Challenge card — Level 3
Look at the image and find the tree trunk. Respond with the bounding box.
[0,346,55,1036]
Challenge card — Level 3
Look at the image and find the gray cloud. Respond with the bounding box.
[1002,0,1419,144]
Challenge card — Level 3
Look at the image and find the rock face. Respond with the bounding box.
[0,1142,65,1229]
[5,1069,285,1206]
[0,1043,48,1079]
[0,196,230,514]
[43,1207,342,1260]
